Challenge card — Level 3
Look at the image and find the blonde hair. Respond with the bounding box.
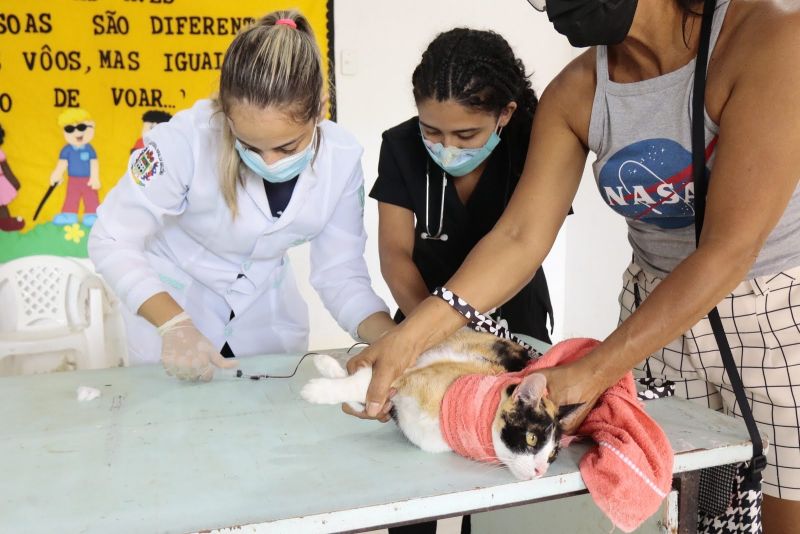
[58,108,93,127]
[215,10,323,216]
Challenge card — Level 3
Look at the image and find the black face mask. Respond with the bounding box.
[530,0,639,48]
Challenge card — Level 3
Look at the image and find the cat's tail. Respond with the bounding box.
[300,354,371,409]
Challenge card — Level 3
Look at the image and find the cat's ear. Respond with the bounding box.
[514,373,547,404]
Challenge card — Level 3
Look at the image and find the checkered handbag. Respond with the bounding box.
[697,462,763,533]
[691,3,764,531]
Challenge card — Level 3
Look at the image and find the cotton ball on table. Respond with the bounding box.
[76,386,101,402]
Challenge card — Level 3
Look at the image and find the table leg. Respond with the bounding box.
[673,470,701,534]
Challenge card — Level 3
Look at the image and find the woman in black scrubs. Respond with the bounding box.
[371,28,553,345]
[369,28,554,534]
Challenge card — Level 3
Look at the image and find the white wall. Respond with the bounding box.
[294,0,631,350]
[563,161,632,340]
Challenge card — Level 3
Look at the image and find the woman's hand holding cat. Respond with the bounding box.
[535,358,614,435]
[341,398,395,422]
[345,328,420,420]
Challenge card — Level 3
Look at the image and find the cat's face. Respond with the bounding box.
[493,373,561,480]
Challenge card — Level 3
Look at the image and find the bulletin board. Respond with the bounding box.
[0,0,334,260]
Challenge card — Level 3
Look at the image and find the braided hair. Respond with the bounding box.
[412,28,537,127]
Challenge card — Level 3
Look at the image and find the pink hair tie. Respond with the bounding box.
[275,18,297,29]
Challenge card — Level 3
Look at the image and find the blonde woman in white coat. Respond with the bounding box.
[89,10,393,382]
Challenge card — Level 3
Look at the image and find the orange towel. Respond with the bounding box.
[440,369,526,464]
[528,338,674,532]
[439,338,674,532]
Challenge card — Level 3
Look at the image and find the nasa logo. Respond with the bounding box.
[597,137,716,229]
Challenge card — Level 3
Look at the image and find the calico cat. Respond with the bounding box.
[301,329,570,480]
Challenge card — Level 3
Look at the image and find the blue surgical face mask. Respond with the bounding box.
[235,125,317,183]
[420,120,502,177]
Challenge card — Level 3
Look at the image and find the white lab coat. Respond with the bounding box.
[89,99,388,363]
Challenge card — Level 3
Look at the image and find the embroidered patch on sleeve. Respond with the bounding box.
[131,143,164,187]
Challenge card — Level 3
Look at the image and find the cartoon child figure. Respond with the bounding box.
[131,110,172,153]
[50,108,100,227]
[0,123,25,232]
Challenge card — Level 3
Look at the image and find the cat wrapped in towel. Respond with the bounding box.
[300,329,573,480]
[302,332,675,533]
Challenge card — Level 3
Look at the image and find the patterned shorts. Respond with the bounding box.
[619,262,800,500]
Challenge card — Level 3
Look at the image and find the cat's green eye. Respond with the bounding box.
[526,432,538,447]
[549,449,558,461]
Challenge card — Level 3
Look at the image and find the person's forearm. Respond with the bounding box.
[382,256,431,317]
[356,311,397,344]
[447,220,554,322]
[397,220,558,355]
[584,241,759,388]
[395,295,468,353]
[138,292,184,328]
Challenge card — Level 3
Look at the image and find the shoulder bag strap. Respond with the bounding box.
[692,0,766,481]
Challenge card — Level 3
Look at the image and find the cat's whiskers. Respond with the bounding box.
[471,454,501,463]
[484,464,511,473]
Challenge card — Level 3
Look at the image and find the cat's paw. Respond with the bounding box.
[313,354,348,379]
[300,378,341,405]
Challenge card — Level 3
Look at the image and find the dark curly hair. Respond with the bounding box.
[412,28,537,127]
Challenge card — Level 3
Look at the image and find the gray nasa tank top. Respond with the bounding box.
[588,0,800,278]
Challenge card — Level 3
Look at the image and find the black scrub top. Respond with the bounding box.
[370,116,553,342]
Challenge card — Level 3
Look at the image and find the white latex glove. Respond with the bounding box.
[157,312,238,382]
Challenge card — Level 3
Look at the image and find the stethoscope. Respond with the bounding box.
[420,160,449,241]
[419,153,512,243]
[418,146,516,328]
[421,163,508,326]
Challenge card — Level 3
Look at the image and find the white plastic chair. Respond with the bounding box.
[0,255,116,373]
